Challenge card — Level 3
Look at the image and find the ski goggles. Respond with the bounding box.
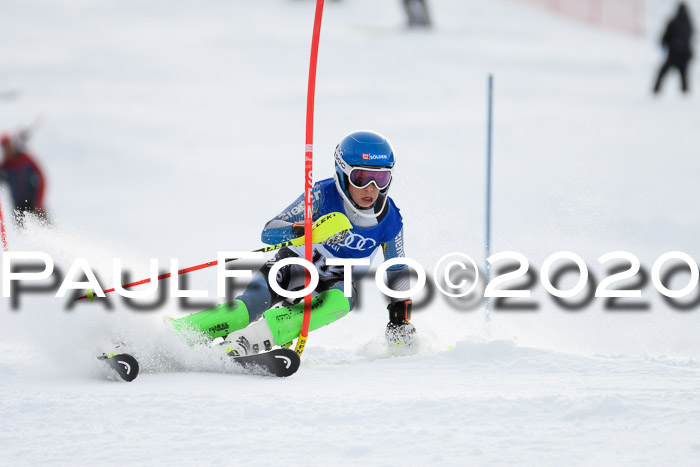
[348,167,393,190]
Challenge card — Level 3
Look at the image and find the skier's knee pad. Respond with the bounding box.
[263,289,351,346]
[172,299,250,340]
[260,248,306,292]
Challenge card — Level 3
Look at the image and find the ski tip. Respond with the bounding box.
[230,348,301,377]
[86,289,95,302]
[275,348,301,377]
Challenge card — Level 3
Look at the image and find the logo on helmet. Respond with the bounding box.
[334,147,346,169]
[362,153,388,161]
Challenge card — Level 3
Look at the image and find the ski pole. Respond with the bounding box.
[77,212,351,301]
[296,0,325,357]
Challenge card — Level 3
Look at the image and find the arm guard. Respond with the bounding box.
[260,185,323,245]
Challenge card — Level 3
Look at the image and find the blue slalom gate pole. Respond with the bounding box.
[485,74,494,321]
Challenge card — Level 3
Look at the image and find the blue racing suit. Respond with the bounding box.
[239,177,410,321]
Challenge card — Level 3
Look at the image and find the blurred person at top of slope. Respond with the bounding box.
[404,0,431,28]
[172,130,415,355]
[0,131,48,226]
[653,2,694,94]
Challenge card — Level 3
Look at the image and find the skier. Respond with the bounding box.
[173,130,415,355]
[653,2,694,94]
[0,132,47,226]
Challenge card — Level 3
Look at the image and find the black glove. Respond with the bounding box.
[292,222,305,238]
[386,300,416,346]
[388,299,412,324]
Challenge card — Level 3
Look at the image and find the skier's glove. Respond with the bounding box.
[388,300,412,324]
[292,222,305,238]
[386,300,416,346]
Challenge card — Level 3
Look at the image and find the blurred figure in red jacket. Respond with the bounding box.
[0,132,48,226]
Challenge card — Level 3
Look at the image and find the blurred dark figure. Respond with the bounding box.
[404,0,431,28]
[653,2,694,94]
[0,132,48,226]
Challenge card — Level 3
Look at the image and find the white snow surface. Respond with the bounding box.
[1,0,700,465]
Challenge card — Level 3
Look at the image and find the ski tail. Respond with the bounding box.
[98,353,140,382]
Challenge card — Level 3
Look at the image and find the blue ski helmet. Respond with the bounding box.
[333,130,395,218]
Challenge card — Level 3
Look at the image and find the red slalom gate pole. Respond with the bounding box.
[0,193,8,252]
[295,0,325,357]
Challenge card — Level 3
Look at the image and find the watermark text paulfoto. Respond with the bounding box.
[1,250,699,311]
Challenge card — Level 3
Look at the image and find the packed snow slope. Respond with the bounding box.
[1,0,700,465]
